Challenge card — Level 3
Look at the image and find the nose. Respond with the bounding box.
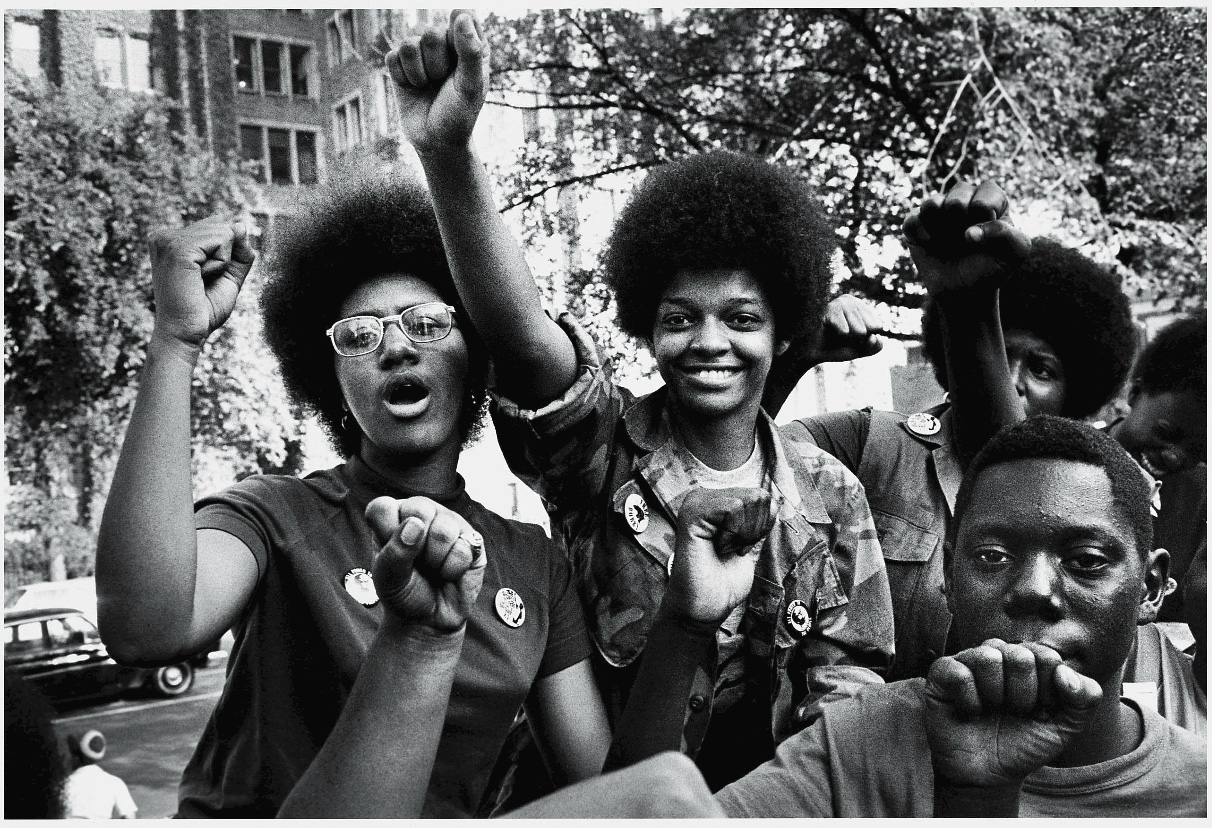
[690,317,730,355]
[1008,357,1028,397]
[377,320,419,366]
[1003,552,1064,622]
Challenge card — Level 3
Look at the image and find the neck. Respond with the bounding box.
[670,404,761,471]
[1051,690,1142,768]
[358,440,461,498]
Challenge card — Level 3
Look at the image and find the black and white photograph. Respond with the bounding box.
[3,7,1206,818]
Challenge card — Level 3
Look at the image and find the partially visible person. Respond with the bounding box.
[4,669,67,819]
[784,186,1137,680]
[62,730,138,819]
[387,10,894,792]
[1108,311,1207,621]
[94,172,609,817]
[1124,540,1207,738]
[711,416,1204,817]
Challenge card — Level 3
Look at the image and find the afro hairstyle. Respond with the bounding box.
[949,415,1153,561]
[921,237,1136,419]
[1131,310,1207,398]
[601,150,837,355]
[259,168,489,458]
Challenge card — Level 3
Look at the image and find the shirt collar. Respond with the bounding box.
[341,455,469,509]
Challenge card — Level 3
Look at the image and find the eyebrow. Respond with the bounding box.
[658,294,765,308]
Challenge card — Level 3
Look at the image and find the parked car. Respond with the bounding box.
[3,607,195,709]
[7,577,229,667]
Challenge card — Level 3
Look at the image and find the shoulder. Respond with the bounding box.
[1148,704,1207,771]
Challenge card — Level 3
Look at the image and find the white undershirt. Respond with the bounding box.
[683,438,766,490]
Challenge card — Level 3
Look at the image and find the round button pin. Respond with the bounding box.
[624,492,649,534]
[344,567,379,607]
[785,599,811,637]
[906,412,941,436]
[495,587,526,628]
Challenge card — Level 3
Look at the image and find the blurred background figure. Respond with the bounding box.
[63,730,137,819]
[4,668,68,818]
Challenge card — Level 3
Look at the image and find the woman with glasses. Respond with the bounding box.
[94,173,610,817]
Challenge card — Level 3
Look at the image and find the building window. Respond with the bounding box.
[233,34,312,98]
[240,124,320,186]
[127,35,150,91]
[374,9,395,42]
[377,73,399,136]
[95,29,152,91]
[334,96,363,152]
[8,18,42,77]
[327,10,357,66]
[289,44,311,96]
[95,31,123,86]
[261,41,284,94]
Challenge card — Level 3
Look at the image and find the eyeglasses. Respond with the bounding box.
[326,302,458,357]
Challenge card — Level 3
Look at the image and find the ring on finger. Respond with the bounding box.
[459,530,484,552]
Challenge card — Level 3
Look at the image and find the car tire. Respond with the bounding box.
[151,662,194,697]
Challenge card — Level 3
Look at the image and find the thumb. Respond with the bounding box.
[448,10,487,101]
[365,496,403,545]
[1049,665,1103,742]
[965,219,1031,267]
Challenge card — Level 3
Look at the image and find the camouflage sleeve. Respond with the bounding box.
[490,312,631,514]
[790,461,895,731]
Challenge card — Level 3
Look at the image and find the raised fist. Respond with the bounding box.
[664,488,775,623]
[365,496,487,632]
[902,181,1031,301]
[147,216,255,348]
[925,639,1103,788]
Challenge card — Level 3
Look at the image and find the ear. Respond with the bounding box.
[1137,547,1171,625]
[775,339,792,358]
[941,540,956,615]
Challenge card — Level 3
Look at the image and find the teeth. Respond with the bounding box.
[690,368,738,380]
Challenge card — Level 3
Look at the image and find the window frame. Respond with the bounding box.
[239,120,323,187]
[333,92,365,153]
[230,31,315,99]
[94,27,152,92]
[326,9,358,67]
[7,17,43,78]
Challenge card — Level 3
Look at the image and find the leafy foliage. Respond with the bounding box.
[4,77,306,586]
[486,7,1206,362]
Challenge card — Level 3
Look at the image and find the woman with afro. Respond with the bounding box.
[784,183,1138,681]
[385,11,894,792]
[94,168,611,817]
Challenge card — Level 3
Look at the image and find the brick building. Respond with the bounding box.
[3,8,452,223]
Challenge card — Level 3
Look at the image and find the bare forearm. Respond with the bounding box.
[96,332,205,658]
[277,619,465,818]
[414,144,577,406]
[939,290,1024,467]
[605,609,717,771]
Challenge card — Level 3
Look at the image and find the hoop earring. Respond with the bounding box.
[342,412,354,433]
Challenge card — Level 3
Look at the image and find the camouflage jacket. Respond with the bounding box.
[492,314,894,755]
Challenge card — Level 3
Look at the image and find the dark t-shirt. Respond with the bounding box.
[177,458,590,818]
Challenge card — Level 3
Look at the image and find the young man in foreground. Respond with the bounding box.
[515,416,1206,817]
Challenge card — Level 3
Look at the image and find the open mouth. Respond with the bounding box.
[1134,451,1170,480]
[382,376,431,416]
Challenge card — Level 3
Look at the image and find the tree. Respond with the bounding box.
[4,77,307,588]
[485,7,1206,364]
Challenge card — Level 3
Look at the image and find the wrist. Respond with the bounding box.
[413,140,478,167]
[378,613,467,655]
[147,329,204,367]
[654,603,721,638]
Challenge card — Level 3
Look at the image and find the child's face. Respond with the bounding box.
[1003,328,1066,417]
[652,268,786,425]
[1114,388,1206,480]
[946,458,1162,692]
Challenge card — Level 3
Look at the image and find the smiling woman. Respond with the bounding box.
[94,170,611,818]
[388,7,895,795]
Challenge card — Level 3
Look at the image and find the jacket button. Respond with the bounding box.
[688,694,706,712]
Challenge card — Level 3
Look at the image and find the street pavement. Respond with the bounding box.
[53,661,228,819]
